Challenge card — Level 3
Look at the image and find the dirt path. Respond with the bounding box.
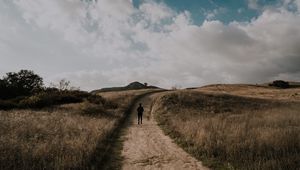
[121,93,208,170]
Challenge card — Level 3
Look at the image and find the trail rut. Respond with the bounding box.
[121,93,208,170]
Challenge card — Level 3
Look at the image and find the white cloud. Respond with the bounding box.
[139,0,174,24]
[1,0,300,90]
[204,7,227,20]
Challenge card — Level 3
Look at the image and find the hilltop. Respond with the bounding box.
[90,81,159,94]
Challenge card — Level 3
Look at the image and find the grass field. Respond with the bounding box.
[0,108,114,169]
[0,89,157,169]
[196,84,300,101]
[97,89,159,107]
[154,85,300,169]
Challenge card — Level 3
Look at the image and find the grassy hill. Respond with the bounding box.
[196,84,300,101]
[153,84,300,169]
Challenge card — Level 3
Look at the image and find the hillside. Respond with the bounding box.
[91,81,159,94]
[195,84,300,101]
[153,85,300,169]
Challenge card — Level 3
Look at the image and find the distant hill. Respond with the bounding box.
[90,82,159,94]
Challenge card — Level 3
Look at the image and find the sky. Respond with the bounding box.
[1,0,300,90]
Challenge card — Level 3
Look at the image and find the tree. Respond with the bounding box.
[0,79,9,99]
[2,70,43,98]
[50,79,80,91]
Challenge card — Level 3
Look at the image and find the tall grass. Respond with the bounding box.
[154,91,300,169]
[0,108,114,169]
[0,89,157,169]
[98,89,158,108]
[197,84,300,101]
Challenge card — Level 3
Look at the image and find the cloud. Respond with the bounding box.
[204,7,227,20]
[0,0,300,90]
[139,1,174,23]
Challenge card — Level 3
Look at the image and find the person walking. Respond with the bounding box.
[137,103,144,124]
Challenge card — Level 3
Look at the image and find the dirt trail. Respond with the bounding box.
[121,93,208,170]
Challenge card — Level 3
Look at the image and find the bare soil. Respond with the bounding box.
[121,94,208,170]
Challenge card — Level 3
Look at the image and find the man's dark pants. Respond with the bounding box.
[138,113,143,124]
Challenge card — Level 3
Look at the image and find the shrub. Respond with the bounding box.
[18,91,85,109]
[103,100,118,109]
[269,80,289,88]
[55,92,83,104]
[87,94,106,105]
[19,95,42,108]
[0,99,18,110]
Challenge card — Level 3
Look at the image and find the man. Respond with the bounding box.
[137,103,144,124]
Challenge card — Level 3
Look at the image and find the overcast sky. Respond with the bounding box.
[1,0,300,90]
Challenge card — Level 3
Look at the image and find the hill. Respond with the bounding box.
[90,82,159,94]
[153,84,300,169]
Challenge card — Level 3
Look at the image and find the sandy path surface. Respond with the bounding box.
[121,94,208,170]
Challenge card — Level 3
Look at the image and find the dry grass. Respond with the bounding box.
[0,107,115,169]
[196,84,300,101]
[0,89,158,169]
[154,89,300,170]
[97,89,160,108]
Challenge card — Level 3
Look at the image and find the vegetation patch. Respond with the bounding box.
[269,80,290,88]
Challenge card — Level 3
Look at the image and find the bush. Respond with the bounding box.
[0,100,18,110]
[103,100,118,109]
[19,95,42,108]
[269,80,289,88]
[18,91,87,109]
[87,94,106,105]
